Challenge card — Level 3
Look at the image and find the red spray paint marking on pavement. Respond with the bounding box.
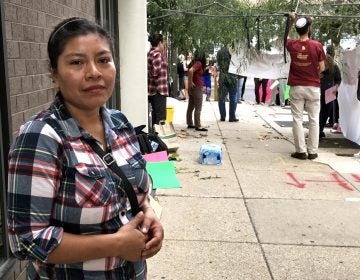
[286,172,306,188]
[351,174,360,183]
[286,172,353,191]
[330,173,354,191]
[304,173,353,191]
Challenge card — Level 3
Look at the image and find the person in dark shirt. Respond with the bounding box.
[177,54,186,100]
[319,50,342,138]
[216,47,238,122]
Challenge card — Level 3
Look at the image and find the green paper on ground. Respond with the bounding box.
[146,161,181,189]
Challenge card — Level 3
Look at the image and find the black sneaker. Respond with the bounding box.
[229,118,239,122]
[195,127,208,132]
[308,153,318,160]
[291,152,307,160]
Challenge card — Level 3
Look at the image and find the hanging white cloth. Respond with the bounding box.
[337,45,360,145]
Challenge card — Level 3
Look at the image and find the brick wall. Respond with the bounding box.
[3,1,96,278]
[4,0,96,137]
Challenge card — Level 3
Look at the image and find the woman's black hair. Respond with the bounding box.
[326,45,335,57]
[48,17,114,70]
[188,49,206,69]
[148,33,163,47]
[325,54,335,73]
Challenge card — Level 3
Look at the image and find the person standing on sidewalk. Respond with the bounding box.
[235,75,246,104]
[186,49,208,131]
[319,50,342,139]
[177,54,186,100]
[202,56,212,101]
[8,17,163,279]
[285,14,326,160]
[216,47,238,122]
[326,45,342,133]
[254,77,269,104]
[240,76,247,101]
[148,33,169,126]
[183,51,193,100]
[270,78,287,107]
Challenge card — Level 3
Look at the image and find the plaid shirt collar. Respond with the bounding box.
[51,93,128,142]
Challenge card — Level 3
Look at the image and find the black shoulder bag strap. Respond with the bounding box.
[87,140,140,216]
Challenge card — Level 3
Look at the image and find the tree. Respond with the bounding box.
[147,0,359,51]
[147,0,359,95]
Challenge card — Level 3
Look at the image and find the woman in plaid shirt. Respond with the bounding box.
[7,17,163,279]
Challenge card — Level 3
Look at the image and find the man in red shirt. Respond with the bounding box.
[286,14,326,160]
[148,33,169,126]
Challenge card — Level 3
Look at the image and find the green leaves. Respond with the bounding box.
[147,0,359,51]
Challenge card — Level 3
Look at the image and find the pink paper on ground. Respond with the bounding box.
[143,151,168,162]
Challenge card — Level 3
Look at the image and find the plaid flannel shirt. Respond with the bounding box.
[7,94,150,280]
[147,47,168,96]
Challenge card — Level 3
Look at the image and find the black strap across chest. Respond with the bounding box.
[86,140,140,216]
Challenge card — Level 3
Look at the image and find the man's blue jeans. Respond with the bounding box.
[218,73,237,120]
[236,78,244,103]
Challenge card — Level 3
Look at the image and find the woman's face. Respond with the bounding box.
[52,34,116,113]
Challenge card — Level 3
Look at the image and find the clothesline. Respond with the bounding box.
[149,0,360,21]
[150,11,360,20]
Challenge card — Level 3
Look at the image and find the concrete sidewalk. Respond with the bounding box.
[148,99,360,280]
